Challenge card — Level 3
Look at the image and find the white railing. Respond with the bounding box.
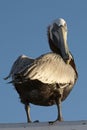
[0,121,87,130]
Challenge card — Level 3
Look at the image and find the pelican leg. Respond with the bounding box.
[56,97,63,121]
[25,103,32,123]
[49,97,63,124]
[49,88,63,124]
[55,87,63,121]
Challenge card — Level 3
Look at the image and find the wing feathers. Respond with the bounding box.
[5,55,34,80]
[15,53,76,85]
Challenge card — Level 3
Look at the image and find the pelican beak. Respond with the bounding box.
[52,25,69,61]
[59,26,69,60]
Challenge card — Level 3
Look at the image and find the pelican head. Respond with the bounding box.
[48,18,70,62]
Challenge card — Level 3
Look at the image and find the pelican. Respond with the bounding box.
[5,18,78,123]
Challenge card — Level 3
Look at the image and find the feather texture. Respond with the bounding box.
[4,55,34,80]
[13,53,76,86]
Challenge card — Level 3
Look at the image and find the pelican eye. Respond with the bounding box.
[53,23,59,31]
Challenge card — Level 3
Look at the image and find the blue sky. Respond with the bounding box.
[0,0,87,123]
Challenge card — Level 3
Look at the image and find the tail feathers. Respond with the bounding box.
[4,75,10,80]
[4,73,29,84]
[7,79,23,84]
[9,73,28,84]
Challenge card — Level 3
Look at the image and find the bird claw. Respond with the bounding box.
[49,120,57,125]
[49,118,63,125]
[33,120,39,123]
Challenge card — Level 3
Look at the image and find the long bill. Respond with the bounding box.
[53,26,70,61]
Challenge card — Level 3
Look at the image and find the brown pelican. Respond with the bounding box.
[5,18,78,123]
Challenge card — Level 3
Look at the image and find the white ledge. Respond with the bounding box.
[0,121,87,130]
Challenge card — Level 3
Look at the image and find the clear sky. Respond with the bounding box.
[0,0,87,123]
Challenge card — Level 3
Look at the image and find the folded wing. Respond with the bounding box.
[4,55,34,80]
[15,53,76,85]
